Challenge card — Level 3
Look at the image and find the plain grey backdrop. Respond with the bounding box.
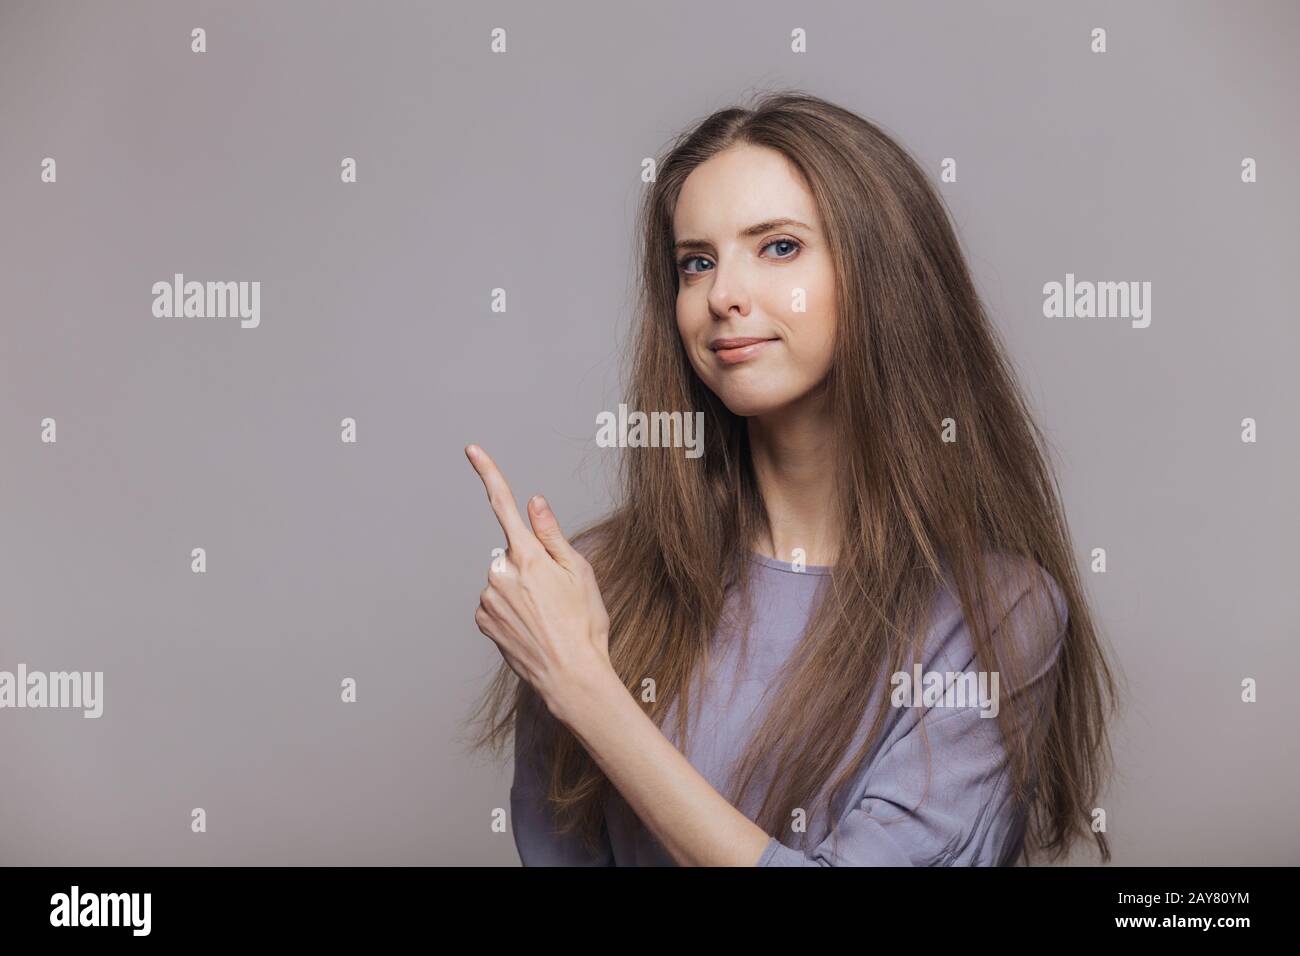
[1,0,1297,865]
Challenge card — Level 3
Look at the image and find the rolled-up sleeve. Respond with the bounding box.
[756,704,1025,866]
[510,688,615,866]
[758,569,1068,867]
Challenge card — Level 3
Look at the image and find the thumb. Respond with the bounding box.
[527,495,580,568]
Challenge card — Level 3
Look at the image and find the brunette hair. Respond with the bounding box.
[467,90,1119,865]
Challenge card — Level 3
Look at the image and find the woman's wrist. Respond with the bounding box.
[543,650,624,732]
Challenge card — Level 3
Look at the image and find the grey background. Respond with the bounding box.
[1,0,1296,865]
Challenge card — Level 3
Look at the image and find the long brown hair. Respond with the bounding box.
[466,90,1120,865]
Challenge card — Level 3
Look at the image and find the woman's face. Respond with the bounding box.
[672,143,837,418]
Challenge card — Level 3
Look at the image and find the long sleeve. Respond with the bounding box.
[509,686,615,866]
[757,568,1068,867]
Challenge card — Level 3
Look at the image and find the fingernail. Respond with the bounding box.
[533,495,550,515]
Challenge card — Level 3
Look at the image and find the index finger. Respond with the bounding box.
[464,444,543,559]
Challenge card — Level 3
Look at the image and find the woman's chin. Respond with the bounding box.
[717,392,787,419]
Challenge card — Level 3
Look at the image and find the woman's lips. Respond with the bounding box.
[712,338,778,365]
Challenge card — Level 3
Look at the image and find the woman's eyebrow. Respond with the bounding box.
[673,218,813,251]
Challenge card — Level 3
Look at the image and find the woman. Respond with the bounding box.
[464,90,1118,866]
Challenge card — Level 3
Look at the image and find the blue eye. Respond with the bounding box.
[763,238,801,258]
[679,255,711,275]
[677,237,802,275]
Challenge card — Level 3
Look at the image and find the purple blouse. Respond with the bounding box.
[510,550,1068,866]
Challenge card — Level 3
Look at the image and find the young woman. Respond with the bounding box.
[464,91,1118,867]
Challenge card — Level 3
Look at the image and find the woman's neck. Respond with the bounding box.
[746,388,840,567]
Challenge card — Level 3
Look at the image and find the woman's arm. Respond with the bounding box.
[552,666,772,867]
[554,573,1067,868]
[510,686,615,866]
[466,442,767,866]
[755,703,1021,866]
[757,575,1069,866]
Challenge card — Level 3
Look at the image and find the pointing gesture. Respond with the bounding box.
[464,444,613,723]
[464,444,579,570]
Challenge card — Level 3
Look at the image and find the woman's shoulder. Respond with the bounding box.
[929,549,1069,675]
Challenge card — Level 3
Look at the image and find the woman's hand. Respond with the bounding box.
[465,445,771,866]
[464,443,613,725]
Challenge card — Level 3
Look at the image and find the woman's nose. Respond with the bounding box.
[706,258,751,317]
